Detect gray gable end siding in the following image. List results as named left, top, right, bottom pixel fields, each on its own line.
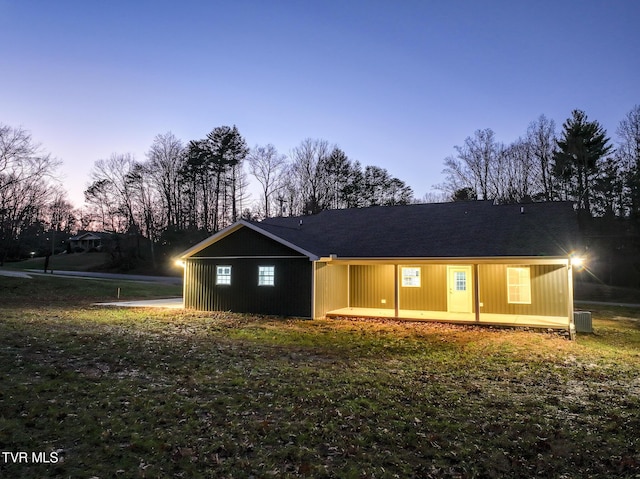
left=192, top=225, right=308, bottom=258
left=184, top=226, right=313, bottom=316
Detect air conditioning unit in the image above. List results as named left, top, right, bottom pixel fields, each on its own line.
left=574, top=311, right=592, bottom=333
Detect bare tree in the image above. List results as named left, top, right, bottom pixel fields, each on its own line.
left=46, top=190, right=77, bottom=234
left=0, top=124, right=60, bottom=262
left=126, top=162, right=164, bottom=267
left=0, top=124, right=59, bottom=194
left=616, top=105, right=640, bottom=217
left=277, top=164, right=301, bottom=217
left=441, top=128, right=500, bottom=200
left=84, top=179, right=118, bottom=232
left=290, top=138, right=331, bottom=214
left=85, top=153, right=138, bottom=232
left=420, top=191, right=450, bottom=204
left=616, top=105, right=640, bottom=172
left=439, top=155, right=471, bottom=198
left=146, top=132, right=185, bottom=229
left=248, top=144, right=287, bottom=218
left=497, top=139, right=535, bottom=203
left=227, top=161, right=251, bottom=226
left=526, top=115, right=557, bottom=201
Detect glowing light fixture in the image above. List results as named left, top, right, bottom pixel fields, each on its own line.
left=175, top=259, right=185, bottom=268
left=570, top=255, right=584, bottom=267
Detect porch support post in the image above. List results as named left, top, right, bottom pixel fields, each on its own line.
left=473, top=263, right=480, bottom=323
left=567, top=260, right=576, bottom=340
left=347, top=264, right=350, bottom=308
left=311, top=261, right=316, bottom=319
left=394, top=264, right=399, bottom=319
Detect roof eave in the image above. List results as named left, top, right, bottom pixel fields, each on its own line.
left=318, top=255, right=571, bottom=265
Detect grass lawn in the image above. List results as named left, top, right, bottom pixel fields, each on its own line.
left=8, top=253, right=113, bottom=272
left=6, top=252, right=183, bottom=277
left=1, top=276, right=639, bottom=478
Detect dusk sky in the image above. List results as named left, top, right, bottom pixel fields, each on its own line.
left=1, top=0, right=638, bottom=208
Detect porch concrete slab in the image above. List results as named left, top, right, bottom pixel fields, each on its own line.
left=326, top=307, right=568, bottom=328
left=95, top=298, right=184, bottom=309
left=326, top=307, right=396, bottom=318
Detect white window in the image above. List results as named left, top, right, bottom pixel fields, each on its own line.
left=401, top=267, right=421, bottom=287
left=507, top=267, right=531, bottom=304
left=258, top=266, right=275, bottom=286
left=216, top=265, right=232, bottom=285
left=455, top=271, right=467, bottom=291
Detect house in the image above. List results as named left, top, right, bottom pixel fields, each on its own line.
left=177, top=201, right=583, bottom=334
left=68, top=232, right=112, bottom=252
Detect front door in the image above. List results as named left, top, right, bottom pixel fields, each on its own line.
left=447, top=265, right=473, bottom=313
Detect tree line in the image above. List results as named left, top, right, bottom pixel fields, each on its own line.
left=2, top=105, right=639, bottom=277
left=439, top=106, right=640, bottom=220
left=0, top=125, right=74, bottom=264
left=83, top=130, right=413, bottom=243
left=0, top=122, right=413, bottom=266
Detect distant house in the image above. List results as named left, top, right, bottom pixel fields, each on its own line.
left=68, top=232, right=112, bottom=252
left=177, top=201, right=583, bottom=334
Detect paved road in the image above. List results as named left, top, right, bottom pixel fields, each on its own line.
left=28, top=269, right=183, bottom=285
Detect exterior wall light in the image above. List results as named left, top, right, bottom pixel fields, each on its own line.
left=570, top=255, right=584, bottom=268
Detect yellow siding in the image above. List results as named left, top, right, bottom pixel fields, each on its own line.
left=479, top=264, right=568, bottom=317
left=314, top=263, right=349, bottom=318
left=398, top=264, right=447, bottom=311
left=349, top=264, right=395, bottom=310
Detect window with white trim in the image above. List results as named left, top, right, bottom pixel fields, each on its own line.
left=216, top=265, right=232, bottom=285
left=401, top=267, right=421, bottom=287
left=258, top=266, right=275, bottom=286
left=507, top=267, right=531, bottom=304
left=455, top=271, right=467, bottom=291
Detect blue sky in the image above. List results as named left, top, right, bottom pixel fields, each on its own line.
left=1, top=0, right=638, bottom=207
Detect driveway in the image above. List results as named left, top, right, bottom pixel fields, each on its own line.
left=94, top=298, right=184, bottom=309
left=0, top=268, right=32, bottom=278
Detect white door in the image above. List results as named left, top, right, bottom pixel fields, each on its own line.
left=447, top=266, right=473, bottom=313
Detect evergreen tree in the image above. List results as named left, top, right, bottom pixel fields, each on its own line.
left=553, top=110, right=613, bottom=216
left=593, top=157, right=624, bottom=217
left=180, top=126, right=248, bottom=231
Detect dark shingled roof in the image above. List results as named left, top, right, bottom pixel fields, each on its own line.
left=248, top=201, right=580, bottom=259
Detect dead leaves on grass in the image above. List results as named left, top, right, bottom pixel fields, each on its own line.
left=2, top=309, right=640, bottom=477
